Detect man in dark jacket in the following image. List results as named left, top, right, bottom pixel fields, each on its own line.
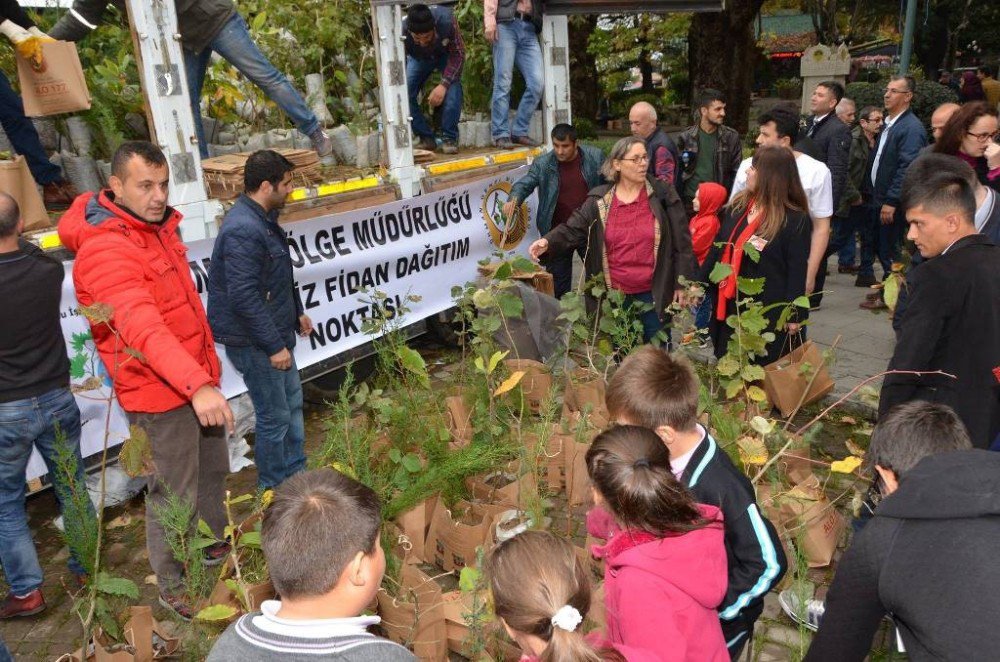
left=879, top=163, right=1000, bottom=448
left=630, top=101, right=680, bottom=187
left=0, top=2, right=77, bottom=209
left=858, top=76, right=927, bottom=284
left=208, top=150, right=312, bottom=490
left=51, top=0, right=331, bottom=160
left=404, top=4, right=464, bottom=155
left=503, top=123, right=604, bottom=297
left=806, top=401, right=1000, bottom=661
left=0, top=193, right=90, bottom=619
left=676, top=88, right=743, bottom=208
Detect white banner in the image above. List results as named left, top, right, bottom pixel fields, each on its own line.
left=30, top=166, right=538, bottom=480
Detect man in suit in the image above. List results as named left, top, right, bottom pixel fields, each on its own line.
left=802, top=81, right=852, bottom=306
left=879, top=164, right=1000, bottom=449
left=857, top=75, right=927, bottom=291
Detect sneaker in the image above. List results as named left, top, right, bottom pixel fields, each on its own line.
left=158, top=592, right=194, bottom=621
left=493, top=137, right=515, bottom=150
left=440, top=140, right=458, bottom=155
left=0, top=589, right=46, bottom=619
left=43, top=180, right=78, bottom=211
left=308, top=129, right=333, bottom=158
left=512, top=135, right=539, bottom=147
left=779, top=588, right=824, bottom=631
left=202, top=541, right=231, bottom=567
left=854, top=273, right=877, bottom=288
left=415, top=135, right=438, bottom=152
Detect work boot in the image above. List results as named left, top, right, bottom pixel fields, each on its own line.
left=0, top=589, right=46, bottom=619
left=43, top=180, right=77, bottom=211
left=854, top=273, right=877, bottom=288
left=308, top=128, right=333, bottom=158
left=493, top=137, right=515, bottom=150
left=441, top=140, right=458, bottom=155
left=512, top=135, right=539, bottom=147
left=416, top=136, right=437, bottom=152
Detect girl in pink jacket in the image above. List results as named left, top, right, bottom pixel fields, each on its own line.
left=486, top=530, right=658, bottom=662
left=585, top=425, right=730, bottom=661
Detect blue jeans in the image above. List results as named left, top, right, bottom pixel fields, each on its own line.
left=0, top=71, right=62, bottom=185
left=0, top=387, right=88, bottom=595
left=491, top=20, right=543, bottom=141
left=624, top=291, right=670, bottom=346
left=693, top=291, right=713, bottom=331
left=406, top=55, right=463, bottom=142
left=184, top=14, right=319, bottom=158
left=829, top=208, right=860, bottom=266
left=859, top=202, right=904, bottom=279
left=226, top=345, right=306, bottom=490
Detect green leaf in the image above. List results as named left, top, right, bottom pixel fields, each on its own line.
left=95, top=596, right=121, bottom=641
left=474, top=356, right=485, bottom=372
left=749, top=415, right=774, bottom=435
left=224, top=578, right=239, bottom=592
left=737, top=277, right=765, bottom=296
left=396, top=346, right=429, bottom=387
left=197, top=519, right=214, bottom=538
left=239, top=531, right=262, bottom=548
left=196, top=604, right=238, bottom=622
left=69, top=353, right=88, bottom=379
left=192, top=537, right=218, bottom=550
left=716, top=354, right=740, bottom=377
left=401, top=453, right=422, bottom=473
left=70, top=331, right=91, bottom=352
left=743, top=242, right=761, bottom=263
left=228, top=494, right=253, bottom=505
left=118, top=424, right=153, bottom=478
left=741, top=364, right=766, bottom=382
left=388, top=448, right=402, bottom=463
left=708, top=262, right=733, bottom=284
left=458, top=566, right=481, bottom=592
left=793, top=296, right=812, bottom=309
left=510, top=256, right=537, bottom=273
left=488, top=350, right=509, bottom=373
left=724, top=379, right=743, bottom=400
left=882, top=276, right=899, bottom=310
left=747, top=385, right=769, bottom=403
left=496, top=292, right=524, bottom=318
left=493, top=262, right=513, bottom=280
left=95, top=572, right=139, bottom=599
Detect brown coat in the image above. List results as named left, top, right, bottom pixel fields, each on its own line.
left=542, top=178, right=695, bottom=321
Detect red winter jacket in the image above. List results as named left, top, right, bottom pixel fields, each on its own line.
left=58, top=191, right=220, bottom=413
left=588, top=504, right=730, bottom=662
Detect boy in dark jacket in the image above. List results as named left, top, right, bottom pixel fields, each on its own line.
left=806, top=402, right=998, bottom=661
left=207, top=150, right=312, bottom=490
left=604, top=347, right=787, bottom=659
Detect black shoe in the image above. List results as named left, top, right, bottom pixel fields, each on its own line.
left=441, top=140, right=458, bottom=155
left=416, top=136, right=437, bottom=152
left=854, top=274, right=877, bottom=288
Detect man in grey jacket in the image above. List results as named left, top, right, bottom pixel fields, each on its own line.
left=51, top=0, right=331, bottom=160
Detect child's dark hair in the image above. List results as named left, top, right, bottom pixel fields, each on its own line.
left=486, top=531, right=624, bottom=662
left=586, top=425, right=711, bottom=535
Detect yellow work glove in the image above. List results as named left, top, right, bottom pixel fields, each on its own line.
left=0, top=20, right=47, bottom=67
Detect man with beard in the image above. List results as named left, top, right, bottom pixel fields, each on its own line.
left=676, top=88, right=743, bottom=211
left=207, top=150, right=312, bottom=491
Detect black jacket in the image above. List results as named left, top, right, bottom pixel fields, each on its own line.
left=701, top=207, right=813, bottom=364
left=644, top=126, right=681, bottom=184
left=542, top=179, right=694, bottom=322
left=879, top=234, right=1000, bottom=448
left=865, top=109, right=928, bottom=208
left=679, top=432, right=787, bottom=626
left=675, top=124, right=743, bottom=197
left=50, top=0, right=235, bottom=55
left=207, top=195, right=303, bottom=356
left=800, top=114, right=851, bottom=212
left=0, top=0, right=36, bottom=27
left=806, top=450, right=1000, bottom=661
left=0, top=241, right=70, bottom=402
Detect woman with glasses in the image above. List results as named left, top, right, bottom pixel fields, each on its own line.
left=700, top=146, right=812, bottom=364
left=528, top=136, right=694, bottom=345
left=932, top=101, right=1000, bottom=192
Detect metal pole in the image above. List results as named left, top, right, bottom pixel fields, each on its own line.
left=898, top=0, right=918, bottom=75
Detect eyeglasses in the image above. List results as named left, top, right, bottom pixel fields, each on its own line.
left=862, top=117, right=883, bottom=123
left=619, top=155, right=649, bottom=164
left=884, top=88, right=911, bottom=95
left=967, top=131, right=999, bottom=142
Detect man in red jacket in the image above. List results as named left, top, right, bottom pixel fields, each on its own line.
left=58, top=141, right=234, bottom=619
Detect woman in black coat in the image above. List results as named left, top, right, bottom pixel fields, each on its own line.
left=701, top=146, right=813, bottom=364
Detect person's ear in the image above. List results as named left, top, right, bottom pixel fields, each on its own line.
left=875, top=465, right=899, bottom=496
left=16, top=217, right=24, bottom=236
left=655, top=424, right=677, bottom=446
left=590, top=485, right=605, bottom=508
left=109, top=175, right=125, bottom=198
left=348, top=550, right=367, bottom=587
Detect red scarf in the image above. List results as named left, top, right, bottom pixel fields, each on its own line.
left=715, top=202, right=761, bottom=322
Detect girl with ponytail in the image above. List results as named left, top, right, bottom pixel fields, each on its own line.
left=485, top=530, right=654, bottom=662
left=585, top=425, right=730, bottom=661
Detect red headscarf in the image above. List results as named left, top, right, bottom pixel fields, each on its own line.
left=689, top=182, right=727, bottom=265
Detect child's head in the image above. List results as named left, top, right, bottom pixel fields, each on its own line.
left=606, top=346, right=700, bottom=437
left=585, top=425, right=706, bottom=536
left=695, top=182, right=728, bottom=216
left=262, top=468, right=384, bottom=610
left=486, top=531, right=617, bottom=662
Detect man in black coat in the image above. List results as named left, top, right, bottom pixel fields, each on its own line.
left=879, top=164, right=1000, bottom=448
left=806, top=402, right=1000, bottom=661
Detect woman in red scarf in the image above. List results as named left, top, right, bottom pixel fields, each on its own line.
left=701, top=146, right=812, bottom=364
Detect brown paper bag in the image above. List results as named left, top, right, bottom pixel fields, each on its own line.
left=441, top=591, right=521, bottom=660
left=541, top=430, right=571, bottom=491
left=0, top=156, right=49, bottom=230
left=780, top=446, right=814, bottom=486
left=396, top=496, right=439, bottom=563
left=377, top=564, right=448, bottom=661
left=465, top=463, right=537, bottom=508
left=59, top=606, right=179, bottom=662
left=503, top=358, right=553, bottom=411
left=763, top=340, right=835, bottom=417
left=564, top=438, right=593, bottom=508
left=445, top=395, right=473, bottom=448
left=16, top=40, right=91, bottom=117
left=564, top=370, right=610, bottom=428
left=779, top=474, right=846, bottom=567
left=424, top=500, right=495, bottom=571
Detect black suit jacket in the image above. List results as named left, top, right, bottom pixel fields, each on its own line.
left=800, top=114, right=851, bottom=211
left=880, top=234, right=1000, bottom=448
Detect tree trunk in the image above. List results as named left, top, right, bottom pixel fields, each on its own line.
left=688, top=0, right=766, bottom=135
left=639, top=49, right=655, bottom=93
left=568, top=15, right=600, bottom=122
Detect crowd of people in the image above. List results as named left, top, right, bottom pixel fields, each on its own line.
left=1, top=1, right=1000, bottom=660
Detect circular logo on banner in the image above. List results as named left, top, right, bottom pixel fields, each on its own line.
left=482, top=181, right=528, bottom=250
